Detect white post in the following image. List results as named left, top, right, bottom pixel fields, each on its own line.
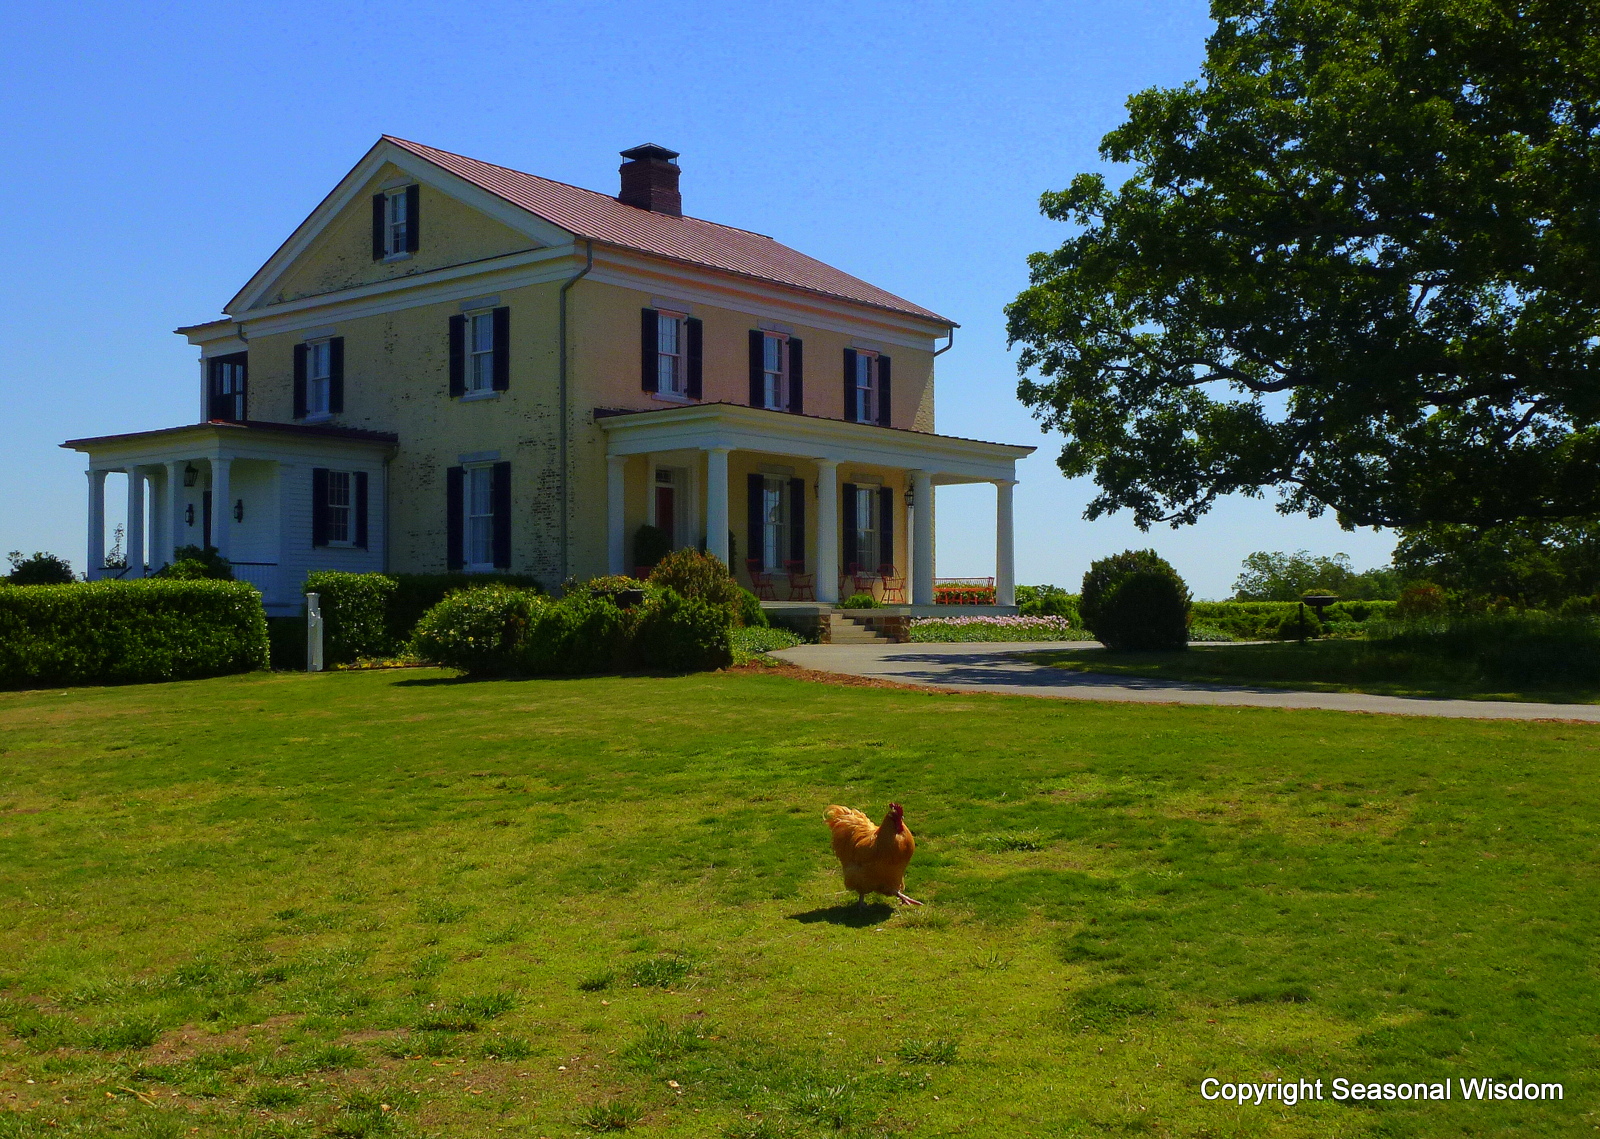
left=705, top=447, right=730, bottom=566
left=306, top=592, right=324, bottom=672
left=124, top=467, right=146, bottom=578
left=815, top=459, right=839, bottom=604
left=210, top=457, right=231, bottom=560
left=606, top=455, right=627, bottom=575
left=911, top=469, right=935, bottom=605
left=995, top=478, right=1017, bottom=609
left=86, top=469, right=106, bottom=580
left=166, top=461, right=185, bottom=566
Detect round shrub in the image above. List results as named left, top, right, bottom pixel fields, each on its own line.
left=153, top=545, right=233, bottom=581
left=522, top=595, right=632, bottom=674
left=646, top=549, right=744, bottom=623
left=633, top=589, right=733, bottom=673
left=840, top=593, right=878, bottom=610
left=6, top=551, right=76, bottom=585
left=411, top=586, right=539, bottom=676
left=1275, top=608, right=1324, bottom=640
left=1081, top=550, right=1186, bottom=633
left=1081, top=551, right=1191, bottom=651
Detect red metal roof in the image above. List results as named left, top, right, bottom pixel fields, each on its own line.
left=384, top=137, right=953, bottom=326
left=62, top=420, right=399, bottom=449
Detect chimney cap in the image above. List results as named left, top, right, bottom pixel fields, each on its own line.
left=620, top=143, right=680, bottom=163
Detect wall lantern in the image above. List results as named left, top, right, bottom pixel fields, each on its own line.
left=184, top=504, right=195, bottom=526
left=182, top=463, right=199, bottom=488
left=233, top=499, right=244, bottom=523
left=904, top=486, right=915, bottom=509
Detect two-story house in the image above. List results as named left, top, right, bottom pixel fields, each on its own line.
left=64, top=137, right=1032, bottom=616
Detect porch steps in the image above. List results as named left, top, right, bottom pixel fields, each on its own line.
left=825, top=611, right=890, bottom=645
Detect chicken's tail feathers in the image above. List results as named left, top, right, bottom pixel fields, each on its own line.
left=824, top=804, right=872, bottom=829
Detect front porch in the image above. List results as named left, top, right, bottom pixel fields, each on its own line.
left=63, top=420, right=397, bottom=616
left=596, top=402, right=1035, bottom=608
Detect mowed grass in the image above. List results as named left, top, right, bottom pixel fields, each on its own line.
left=1029, top=641, right=1600, bottom=704
left=0, top=670, right=1595, bottom=1138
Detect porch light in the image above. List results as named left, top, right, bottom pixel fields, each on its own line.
left=233, top=499, right=244, bottom=523
left=904, top=486, right=914, bottom=509
left=182, top=463, right=198, bottom=487
left=185, top=504, right=194, bottom=526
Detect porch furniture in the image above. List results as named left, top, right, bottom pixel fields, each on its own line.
left=784, top=560, right=815, bottom=601
left=746, top=559, right=778, bottom=601
left=878, top=564, right=906, bottom=603
left=847, top=562, right=878, bottom=598
left=934, top=577, right=996, bottom=605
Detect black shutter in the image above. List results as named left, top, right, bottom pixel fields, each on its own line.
left=877, top=355, right=892, bottom=426
left=328, top=337, right=345, bottom=413
left=404, top=185, right=420, bottom=253
left=293, top=343, right=308, bottom=419
left=878, top=486, right=895, bottom=570
left=842, top=482, right=858, bottom=571
left=491, top=307, right=510, bottom=391
left=446, top=466, right=464, bottom=570
left=491, top=462, right=512, bottom=569
left=448, top=315, right=466, bottom=397
left=686, top=317, right=703, bottom=399
left=788, top=477, right=805, bottom=565
left=747, top=473, right=764, bottom=573
left=311, top=467, right=329, bottom=547
left=842, top=349, right=858, bottom=422
left=206, top=357, right=220, bottom=419
left=371, top=193, right=386, bottom=260
left=748, top=330, right=764, bottom=407
left=640, top=309, right=658, bottom=392
left=354, top=470, right=369, bottom=549
left=788, top=337, right=803, bottom=414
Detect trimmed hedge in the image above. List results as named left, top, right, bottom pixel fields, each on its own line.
left=1190, top=600, right=1398, bottom=640
left=302, top=571, right=544, bottom=663
left=411, top=586, right=538, bottom=676
left=0, top=580, right=269, bottom=687
left=1081, top=551, right=1191, bottom=650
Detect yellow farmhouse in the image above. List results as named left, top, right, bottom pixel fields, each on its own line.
left=64, top=138, right=1033, bottom=616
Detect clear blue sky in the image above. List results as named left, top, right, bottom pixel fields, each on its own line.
left=0, top=0, right=1394, bottom=598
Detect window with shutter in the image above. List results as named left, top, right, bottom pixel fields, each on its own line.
left=303, top=339, right=334, bottom=417
left=207, top=353, right=247, bottom=422
left=373, top=186, right=417, bottom=258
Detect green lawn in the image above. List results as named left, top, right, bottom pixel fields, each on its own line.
left=1028, top=641, right=1600, bottom=704
left=0, top=669, right=1596, bottom=1137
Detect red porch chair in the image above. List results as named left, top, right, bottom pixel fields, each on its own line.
left=850, top=563, right=878, bottom=598
left=746, top=559, right=777, bottom=601
left=784, top=560, right=815, bottom=601
left=878, top=564, right=906, bottom=603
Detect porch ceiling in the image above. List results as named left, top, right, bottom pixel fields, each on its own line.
left=594, top=402, right=1034, bottom=483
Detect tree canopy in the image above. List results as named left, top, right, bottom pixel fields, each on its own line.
left=1008, top=0, right=1600, bottom=530
left=1393, top=521, right=1600, bottom=606
left=1232, top=549, right=1399, bottom=600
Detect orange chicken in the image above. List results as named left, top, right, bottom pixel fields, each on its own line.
left=824, top=802, right=922, bottom=906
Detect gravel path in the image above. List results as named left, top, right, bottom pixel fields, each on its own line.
left=769, top=641, right=1600, bottom=721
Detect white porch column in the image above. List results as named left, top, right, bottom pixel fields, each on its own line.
left=911, top=469, right=935, bottom=605
left=994, top=478, right=1017, bottom=608
left=210, top=457, right=231, bottom=561
left=165, top=461, right=185, bottom=565
left=705, top=447, right=730, bottom=565
left=606, top=455, right=627, bottom=575
left=85, top=469, right=106, bottom=580
left=124, top=467, right=146, bottom=578
left=815, top=459, right=839, bottom=603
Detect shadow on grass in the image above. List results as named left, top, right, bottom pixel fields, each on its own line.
left=788, top=903, right=895, bottom=927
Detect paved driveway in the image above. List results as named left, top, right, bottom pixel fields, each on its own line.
left=770, top=641, right=1600, bottom=721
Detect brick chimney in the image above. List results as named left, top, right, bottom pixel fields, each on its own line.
left=617, top=144, right=682, bottom=216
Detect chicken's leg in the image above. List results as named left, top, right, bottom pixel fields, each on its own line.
left=895, top=891, right=923, bottom=906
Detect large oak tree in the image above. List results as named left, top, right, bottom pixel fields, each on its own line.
left=1008, top=0, right=1600, bottom=529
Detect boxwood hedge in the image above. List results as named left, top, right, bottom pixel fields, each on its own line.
left=0, top=580, right=269, bottom=687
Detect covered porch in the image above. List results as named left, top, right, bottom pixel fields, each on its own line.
left=62, top=420, right=397, bottom=616
left=595, top=403, right=1034, bottom=608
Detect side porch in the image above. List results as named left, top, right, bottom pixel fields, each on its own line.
left=595, top=402, right=1035, bottom=609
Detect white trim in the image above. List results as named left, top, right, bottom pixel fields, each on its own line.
left=461, top=389, right=501, bottom=402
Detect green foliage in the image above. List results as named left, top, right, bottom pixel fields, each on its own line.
left=632, top=589, right=734, bottom=673
left=731, top=625, right=804, bottom=663
left=1274, top=608, right=1323, bottom=641
left=154, top=545, right=233, bottom=581
left=1007, top=0, right=1600, bottom=529
left=410, top=586, right=540, bottom=676
left=632, top=524, right=673, bottom=571
left=1393, top=520, right=1600, bottom=609
left=736, top=587, right=768, bottom=628
left=564, top=576, right=648, bottom=604
left=839, top=592, right=878, bottom=609
left=646, top=549, right=743, bottom=623
left=896, top=1039, right=958, bottom=1064
left=6, top=550, right=75, bottom=585
left=521, top=595, right=632, bottom=675
left=0, top=580, right=268, bottom=687
left=304, top=572, right=398, bottom=664
left=1232, top=550, right=1398, bottom=602
left=1396, top=584, right=1449, bottom=620
left=1015, top=583, right=1079, bottom=622
left=386, top=573, right=542, bottom=647
left=1080, top=550, right=1189, bottom=650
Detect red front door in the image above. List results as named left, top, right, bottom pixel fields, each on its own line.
left=655, top=485, right=675, bottom=542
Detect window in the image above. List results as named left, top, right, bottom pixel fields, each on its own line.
left=853, top=351, right=878, bottom=423
left=208, top=353, right=247, bottom=422
left=761, top=476, right=788, bottom=571
left=465, top=466, right=495, bottom=569
left=373, top=185, right=418, bottom=259
left=656, top=312, right=688, bottom=396
left=763, top=334, right=787, bottom=410
left=468, top=312, right=495, bottom=393
left=387, top=191, right=409, bottom=255
left=305, top=340, right=333, bottom=416
left=326, top=471, right=352, bottom=545
left=854, top=485, right=878, bottom=570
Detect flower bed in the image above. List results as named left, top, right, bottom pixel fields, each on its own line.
left=910, top=615, right=1090, bottom=642
left=933, top=583, right=996, bottom=605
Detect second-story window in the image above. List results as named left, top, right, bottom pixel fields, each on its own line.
left=468, top=312, right=496, bottom=393
left=306, top=339, right=333, bottom=416
left=207, top=353, right=247, bottom=422
left=657, top=311, right=687, bottom=396
left=387, top=192, right=409, bottom=255
left=763, top=334, right=787, bottom=410
left=853, top=350, right=877, bottom=423
left=641, top=307, right=701, bottom=399
left=371, top=185, right=419, bottom=259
